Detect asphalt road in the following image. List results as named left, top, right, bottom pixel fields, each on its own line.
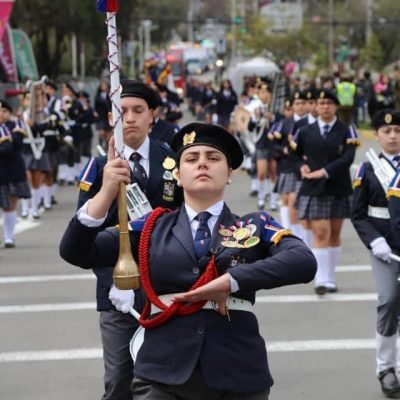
left=0, top=119, right=388, bottom=400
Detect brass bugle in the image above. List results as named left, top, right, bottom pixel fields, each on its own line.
left=113, top=182, right=141, bottom=289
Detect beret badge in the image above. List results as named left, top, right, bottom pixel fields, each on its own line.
left=183, top=131, right=196, bottom=146
left=385, top=113, right=392, bottom=124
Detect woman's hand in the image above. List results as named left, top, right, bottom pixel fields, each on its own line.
left=303, top=168, right=326, bottom=180
left=172, top=273, right=232, bottom=317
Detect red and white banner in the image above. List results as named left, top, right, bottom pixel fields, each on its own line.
left=0, top=0, right=14, bottom=40
left=0, top=23, right=18, bottom=82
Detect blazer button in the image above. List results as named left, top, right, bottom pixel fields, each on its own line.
left=192, top=267, right=200, bottom=275
left=197, top=327, right=204, bottom=335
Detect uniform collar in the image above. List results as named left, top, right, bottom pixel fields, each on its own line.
left=317, top=116, right=337, bottom=131
left=185, top=200, right=224, bottom=223
left=124, top=136, right=150, bottom=161
left=381, top=150, right=400, bottom=162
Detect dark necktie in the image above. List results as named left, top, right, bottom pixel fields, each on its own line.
left=194, top=212, right=212, bottom=258
left=322, top=124, right=330, bottom=139
left=130, top=152, right=148, bottom=190
left=393, top=155, right=400, bottom=170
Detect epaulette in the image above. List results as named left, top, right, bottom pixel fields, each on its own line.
left=78, top=157, right=98, bottom=192
left=127, top=212, right=152, bottom=232
left=260, top=211, right=292, bottom=245
left=352, top=162, right=365, bottom=189
left=346, top=124, right=361, bottom=147
left=387, top=170, right=400, bottom=199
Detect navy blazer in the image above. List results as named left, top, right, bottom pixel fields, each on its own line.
left=60, top=204, right=316, bottom=392
left=293, top=120, right=356, bottom=197
left=149, top=118, right=178, bottom=145
left=76, top=138, right=183, bottom=310
left=352, top=158, right=400, bottom=251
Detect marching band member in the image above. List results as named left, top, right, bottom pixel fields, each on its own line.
left=351, top=109, right=400, bottom=398
left=273, top=90, right=308, bottom=235
left=0, top=100, right=31, bottom=248
left=73, top=80, right=183, bottom=400
left=291, top=89, right=359, bottom=295
left=60, top=122, right=316, bottom=400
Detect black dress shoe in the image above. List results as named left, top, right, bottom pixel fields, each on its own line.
left=314, top=286, right=327, bottom=296
left=325, top=284, right=338, bottom=293
left=379, top=368, right=400, bottom=398
left=249, top=190, right=258, bottom=197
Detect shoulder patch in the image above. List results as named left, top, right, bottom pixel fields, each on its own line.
left=260, top=211, right=292, bottom=245
left=352, top=162, right=365, bottom=189
left=78, top=157, right=98, bottom=191
left=346, top=124, right=361, bottom=147
left=387, top=170, right=400, bottom=199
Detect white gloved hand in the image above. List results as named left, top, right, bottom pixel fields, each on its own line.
left=370, top=237, right=392, bottom=263
left=108, top=284, right=135, bottom=313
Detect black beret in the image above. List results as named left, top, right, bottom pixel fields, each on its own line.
left=0, top=99, right=12, bottom=112
left=78, top=90, right=90, bottom=99
left=291, top=90, right=307, bottom=102
left=45, top=80, right=58, bottom=91
left=317, top=88, right=339, bottom=105
left=171, top=122, right=243, bottom=170
left=372, top=109, right=400, bottom=130
left=120, top=79, right=159, bottom=109
left=305, top=88, right=317, bottom=100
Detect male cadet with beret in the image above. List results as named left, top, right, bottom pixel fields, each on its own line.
left=291, top=88, right=359, bottom=295
left=352, top=109, right=400, bottom=398
left=75, top=79, right=183, bottom=400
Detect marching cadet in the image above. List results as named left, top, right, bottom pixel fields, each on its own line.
left=273, top=90, right=308, bottom=235
left=60, top=122, right=317, bottom=400
left=388, top=169, right=400, bottom=245
left=74, top=79, right=183, bottom=400
left=291, top=89, right=359, bottom=295
left=289, top=88, right=319, bottom=247
left=351, top=109, right=400, bottom=398
left=0, top=100, right=31, bottom=248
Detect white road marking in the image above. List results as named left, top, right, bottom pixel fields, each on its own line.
left=0, top=302, right=96, bottom=314
left=0, top=339, right=377, bottom=363
left=0, top=274, right=94, bottom=284
left=256, top=293, right=377, bottom=303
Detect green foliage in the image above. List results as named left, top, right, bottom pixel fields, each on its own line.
left=359, top=33, right=384, bottom=71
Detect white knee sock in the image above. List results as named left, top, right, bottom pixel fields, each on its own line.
left=250, top=178, right=257, bottom=192
left=3, top=211, right=17, bottom=243
left=312, top=248, right=330, bottom=287
left=376, top=332, right=397, bottom=375
left=31, top=188, right=40, bottom=213
left=279, top=206, right=290, bottom=229
left=21, top=198, right=30, bottom=215
left=44, top=186, right=52, bottom=208
left=257, top=179, right=267, bottom=201
left=327, top=246, right=342, bottom=286
left=270, top=192, right=279, bottom=208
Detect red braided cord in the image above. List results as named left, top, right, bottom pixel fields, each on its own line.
left=138, top=207, right=218, bottom=328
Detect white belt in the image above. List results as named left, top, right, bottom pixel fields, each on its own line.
left=368, top=206, right=390, bottom=219
left=150, top=294, right=254, bottom=315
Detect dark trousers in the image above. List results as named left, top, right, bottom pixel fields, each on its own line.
left=131, top=366, right=270, bottom=400
left=99, top=309, right=139, bottom=400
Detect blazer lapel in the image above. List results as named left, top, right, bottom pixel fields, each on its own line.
left=172, top=207, right=197, bottom=262
left=146, top=140, right=164, bottom=198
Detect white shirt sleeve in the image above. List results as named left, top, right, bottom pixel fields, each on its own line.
left=77, top=200, right=108, bottom=227
left=229, top=274, right=240, bottom=293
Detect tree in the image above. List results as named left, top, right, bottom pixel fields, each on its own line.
left=359, top=33, right=384, bottom=71
left=10, top=0, right=137, bottom=78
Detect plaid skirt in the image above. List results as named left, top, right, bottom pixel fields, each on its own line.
left=275, top=172, right=302, bottom=194
left=0, top=182, right=31, bottom=208
left=22, top=152, right=51, bottom=172
left=296, top=195, right=352, bottom=220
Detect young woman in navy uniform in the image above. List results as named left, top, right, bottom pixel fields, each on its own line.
left=75, top=80, right=183, bottom=400
left=273, top=90, right=308, bottom=236
left=351, top=109, right=400, bottom=398
left=60, top=122, right=317, bottom=400
left=291, top=89, right=359, bottom=295
left=0, top=100, right=31, bottom=247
